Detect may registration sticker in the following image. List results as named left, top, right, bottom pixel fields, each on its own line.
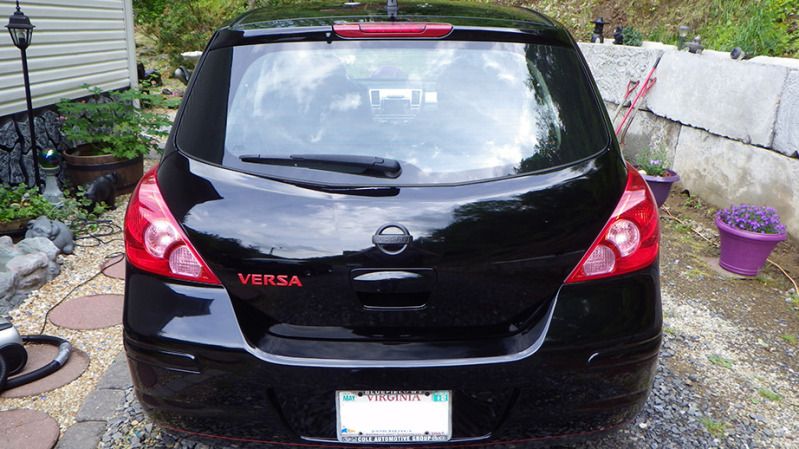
left=336, top=390, right=452, bottom=443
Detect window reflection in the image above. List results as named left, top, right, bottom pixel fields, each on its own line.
left=224, top=41, right=604, bottom=183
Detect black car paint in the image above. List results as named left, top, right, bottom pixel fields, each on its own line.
left=124, top=1, right=661, bottom=445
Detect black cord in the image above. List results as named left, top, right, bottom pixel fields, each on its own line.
left=0, top=354, right=7, bottom=392
left=71, top=218, right=123, bottom=247
left=37, top=252, right=124, bottom=335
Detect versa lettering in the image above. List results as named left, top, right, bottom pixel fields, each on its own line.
left=288, top=275, right=303, bottom=287
left=237, top=273, right=303, bottom=287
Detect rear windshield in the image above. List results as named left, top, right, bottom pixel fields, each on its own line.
left=177, top=40, right=608, bottom=184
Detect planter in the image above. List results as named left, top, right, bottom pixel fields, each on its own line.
left=642, top=170, right=680, bottom=208
left=63, top=144, right=143, bottom=194
left=715, top=216, right=786, bottom=276
left=0, top=218, right=30, bottom=236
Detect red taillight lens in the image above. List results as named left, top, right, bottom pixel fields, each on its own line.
left=124, top=166, right=221, bottom=285
left=333, top=22, right=453, bottom=38
left=565, top=163, right=659, bottom=283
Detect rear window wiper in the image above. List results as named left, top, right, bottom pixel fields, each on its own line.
left=238, top=154, right=402, bottom=179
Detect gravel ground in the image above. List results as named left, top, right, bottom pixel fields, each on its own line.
left=95, top=294, right=794, bottom=449
left=3, top=183, right=797, bottom=448
left=0, top=199, right=128, bottom=429
left=92, top=194, right=799, bottom=449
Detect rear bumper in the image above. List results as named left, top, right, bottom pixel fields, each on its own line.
left=123, top=263, right=661, bottom=446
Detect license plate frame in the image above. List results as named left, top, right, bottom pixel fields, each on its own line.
left=336, top=390, right=452, bottom=443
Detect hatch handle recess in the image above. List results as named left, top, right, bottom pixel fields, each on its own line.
left=351, top=268, right=435, bottom=294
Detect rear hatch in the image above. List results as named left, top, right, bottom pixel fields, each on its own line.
left=161, top=29, right=625, bottom=359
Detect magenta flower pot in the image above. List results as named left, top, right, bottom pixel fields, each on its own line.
left=715, top=217, right=786, bottom=276
left=642, top=170, right=680, bottom=208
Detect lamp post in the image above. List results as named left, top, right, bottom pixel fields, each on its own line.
left=591, top=17, right=606, bottom=44
left=6, top=1, right=42, bottom=190
left=678, top=25, right=690, bottom=50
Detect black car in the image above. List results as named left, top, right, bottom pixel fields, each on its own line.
left=123, top=1, right=661, bottom=446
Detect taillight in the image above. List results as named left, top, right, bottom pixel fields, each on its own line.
left=333, top=22, right=453, bottom=38
left=124, top=166, right=221, bottom=285
left=565, top=163, right=659, bottom=283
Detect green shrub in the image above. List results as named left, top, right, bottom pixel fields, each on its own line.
left=635, top=146, right=671, bottom=177
left=58, top=86, right=172, bottom=160
left=0, top=184, right=106, bottom=227
left=698, top=0, right=789, bottom=56
left=623, top=26, right=643, bottom=47
left=135, top=0, right=246, bottom=66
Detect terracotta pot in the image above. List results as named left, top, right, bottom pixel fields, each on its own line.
left=715, top=216, right=786, bottom=276
left=63, top=144, right=143, bottom=194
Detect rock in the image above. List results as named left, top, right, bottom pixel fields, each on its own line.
left=673, top=127, right=799, bottom=238
left=0, top=235, right=22, bottom=265
left=0, top=118, right=19, bottom=150
left=647, top=51, right=788, bottom=147
left=16, top=237, right=59, bottom=261
left=7, top=253, right=49, bottom=290
left=25, top=216, right=75, bottom=254
left=0, top=271, right=16, bottom=303
left=774, top=70, right=799, bottom=158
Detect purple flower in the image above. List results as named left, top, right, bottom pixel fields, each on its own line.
left=717, top=204, right=785, bottom=235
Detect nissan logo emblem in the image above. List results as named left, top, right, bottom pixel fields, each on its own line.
left=372, top=223, right=413, bottom=255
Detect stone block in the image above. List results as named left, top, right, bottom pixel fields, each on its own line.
left=96, top=353, right=132, bottom=390
left=673, top=127, right=799, bottom=237
left=55, top=421, right=107, bottom=449
left=578, top=43, right=663, bottom=105
left=750, top=56, right=799, bottom=70
left=773, top=70, right=799, bottom=158
left=76, top=388, right=126, bottom=422
left=618, top=108, right=682, bottom=163
left=647, top=51, right=788, bottom=147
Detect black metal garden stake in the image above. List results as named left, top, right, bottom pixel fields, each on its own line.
left=6, top=1, right=42, bottom=190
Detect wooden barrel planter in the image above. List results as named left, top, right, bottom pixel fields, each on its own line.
left=0, top=217, right=29, bottom=237
left=63, top=145, right=143, bottom=194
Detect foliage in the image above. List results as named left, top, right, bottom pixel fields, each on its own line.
left=716, top=204, right=786, bottom=235
left=635, top=146, right=670, bottom=177
left=527, top=0, right=798, bottom=58
left=699, top=417, right=727, bottom=438
left=701, top=0, right=789, bottom=57
left=707, top=354, right=733, bottom=369
left=780, top=334, right=797, bottom=345
left=134, top=0, right=246, bottom=66
left=58, top=86, right=172, bottom=160
left=0, top=184, right=58, bottom=223
left=757, top=388, right=783, bottom=402
left=622, top=26, right=643, bottom=47
left=0, top=184, right=107, bottom=227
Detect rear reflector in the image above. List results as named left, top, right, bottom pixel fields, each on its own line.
left=124, top=166, right=221, bottom=285
left=333, top=22, right=453, bottom=38
left=565, top=163, right=659, bottom=283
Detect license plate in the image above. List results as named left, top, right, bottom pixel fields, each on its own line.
left=336, top=390, right=452, bottom=443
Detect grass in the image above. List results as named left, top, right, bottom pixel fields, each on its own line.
left=700, top=417, right=727, bottom=438
left=758, top=388, right=783, bottom=402
left=526, top=0, right=798, bottom=57
left=663, top=326, right=677, bottom=336
left=780, top=334, right=798, bottom=345
left=707, top=354, right=733, bottom=369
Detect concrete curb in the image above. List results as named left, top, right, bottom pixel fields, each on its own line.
left=56, top=352, right=132, bottom=449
